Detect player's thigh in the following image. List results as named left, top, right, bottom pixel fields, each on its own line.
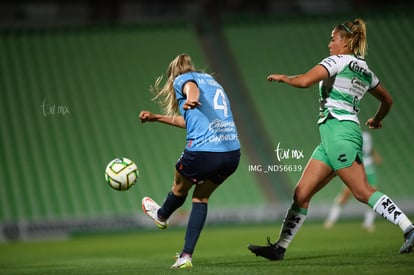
left=294, top=158, right=335, bottom=206
left=192, top=180, right=219, bottom=203
left=172, top=169, right=194, bottom=196
left=336, top=161, right=376, bottom=203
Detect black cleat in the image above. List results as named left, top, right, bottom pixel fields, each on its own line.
left=248, top=237, right=286, bottom=261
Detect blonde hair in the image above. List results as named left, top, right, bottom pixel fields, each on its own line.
left=151, top=54, right=196, bottom=116
left=337, top=18, right=368, bottom=57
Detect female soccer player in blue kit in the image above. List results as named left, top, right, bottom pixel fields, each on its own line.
left=139, top=53, right=240, bottom=269
left=248, top=18, right=414, bottom=260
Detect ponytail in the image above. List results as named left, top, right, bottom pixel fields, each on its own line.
left=337, top=18, right=368, bottom=57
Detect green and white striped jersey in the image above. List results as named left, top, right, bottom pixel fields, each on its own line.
left=318, top=54, right=380, bottom=124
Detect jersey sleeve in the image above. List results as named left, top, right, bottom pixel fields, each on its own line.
left=173, top=72, right=197, bottom=97
left=368, top=72, right=380, bottom=90
left=319, top=55, right=343, bottom=77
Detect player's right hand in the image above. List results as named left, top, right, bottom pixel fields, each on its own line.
left=139, top=111, right=155, bottom=123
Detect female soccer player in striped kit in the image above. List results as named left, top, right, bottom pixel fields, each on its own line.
left=248, top=18, right=414, bottom=260
left=139, top=53, right=240, bottom=269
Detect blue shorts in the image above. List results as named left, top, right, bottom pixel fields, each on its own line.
left=176, top=149, right=240, bottom=185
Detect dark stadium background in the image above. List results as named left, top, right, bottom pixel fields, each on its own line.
left=1, top=0, right=413, bottom=242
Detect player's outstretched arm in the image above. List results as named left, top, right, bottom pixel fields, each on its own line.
left=139, top=110, right=186, bottom=129
left=267, top=64, right=328, bottom=88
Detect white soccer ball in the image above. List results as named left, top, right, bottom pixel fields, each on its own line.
left=105, top=157, right=138, bottom=191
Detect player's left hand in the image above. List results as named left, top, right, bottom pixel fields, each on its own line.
left=366, top=118, right=382, bottom=129
left=183, top=100, right=201, bottom=110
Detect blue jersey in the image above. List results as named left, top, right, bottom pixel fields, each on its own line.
left=174, top=72, right=240, bottom=152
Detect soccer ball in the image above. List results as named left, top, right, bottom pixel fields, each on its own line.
left=105, top=157, right=138, bottom=191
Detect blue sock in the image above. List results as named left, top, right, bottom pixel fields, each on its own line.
left=158, top=192, right=186, bottom=220
left=182, top=202, right=208, bottom=255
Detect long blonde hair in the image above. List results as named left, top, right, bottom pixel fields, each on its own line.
left=337, top=18, right=368, bottom=57
left=151, top=54, right=196, bottom=116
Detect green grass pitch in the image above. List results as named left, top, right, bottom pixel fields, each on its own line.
left=0, top=220, right=413, bottom=274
